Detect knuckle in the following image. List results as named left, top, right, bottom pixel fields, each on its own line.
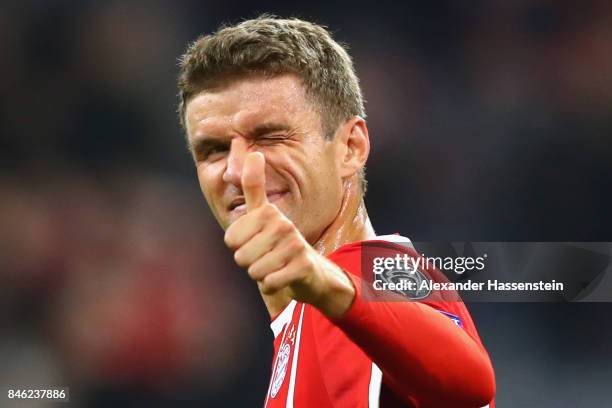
left=280, top=219, right=294, bottom=233
left=224, top=231, right=237, bottom=249
left=234, top=249, right=248, bottom=267
left=296, top=252, right=314, bottom=271
left=261, top=278, right=277, bottom=294
left=261, top=203, right=277, bottom=217
left=247, top=265, right=260, bottom=280
left=287, top=236, right=304, bottom=253
left=273, top=218, right=292, bottom=235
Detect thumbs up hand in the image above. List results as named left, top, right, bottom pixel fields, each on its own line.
left=224, top=152, right=355, bottom=319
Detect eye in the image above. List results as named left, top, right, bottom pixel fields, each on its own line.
left=206, top=145, right=228, bottom=160
left=195, top=143, right=229, bottom=162
left=257, top=134, right=287, bottom=145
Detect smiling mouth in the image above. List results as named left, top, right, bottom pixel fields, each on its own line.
left=228, top=191, right=288, bottom=212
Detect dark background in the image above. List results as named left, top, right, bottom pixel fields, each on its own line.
left=1, top=0, right=611, bottom=406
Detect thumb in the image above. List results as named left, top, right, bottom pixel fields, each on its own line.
left=242, top=152, right=269, bottom=211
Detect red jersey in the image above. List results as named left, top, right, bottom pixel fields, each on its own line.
left=264, top=236, right=495, bottom=408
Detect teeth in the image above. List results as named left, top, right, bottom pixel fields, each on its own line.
left=230, top=192, right=286, bottom=210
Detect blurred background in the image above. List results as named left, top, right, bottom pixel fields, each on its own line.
left=1, top=0, right=611, bottom=406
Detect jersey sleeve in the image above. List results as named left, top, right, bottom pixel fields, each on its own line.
left=328, top=242, right=496, bottom=408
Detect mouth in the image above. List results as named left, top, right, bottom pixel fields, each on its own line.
left=228, top=190, right=289, bottom=213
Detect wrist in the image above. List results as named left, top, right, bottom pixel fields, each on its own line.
left=313, top=261, right=356, bottom=319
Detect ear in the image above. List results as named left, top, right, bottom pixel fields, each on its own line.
left=334, top=116, right=370, bottom=179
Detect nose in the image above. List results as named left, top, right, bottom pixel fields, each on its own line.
left=222, top=138, right=250, bottom=186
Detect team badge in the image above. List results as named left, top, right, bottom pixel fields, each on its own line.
left=379, top=267, right=432, bottom=300
left=270, top=324, right=296, bottom=398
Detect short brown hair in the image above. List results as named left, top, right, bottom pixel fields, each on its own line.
left=178, top=15, right=367, bottom=193
left=177, top=15, right=365, bottom=138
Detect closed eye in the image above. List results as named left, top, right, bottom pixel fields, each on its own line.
left=257, top=134, right=289, bottom=145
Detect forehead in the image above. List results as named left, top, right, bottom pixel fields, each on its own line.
left=185, top=74, right=318, bottom=138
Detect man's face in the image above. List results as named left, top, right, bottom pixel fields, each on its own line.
left=185, top=74, right=344, bottom=244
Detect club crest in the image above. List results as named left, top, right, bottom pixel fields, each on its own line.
left=270, top=324, right=296, bottom=398
left=379, top=267, right=432, bottom=300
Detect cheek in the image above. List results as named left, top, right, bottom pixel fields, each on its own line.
left=268, top=142, right=338, bottom=203
left=313, top=148, right=341, bottom=190
left=197, top=164, right=222, bottom=207
left=267, top=149, right=305, bottom=191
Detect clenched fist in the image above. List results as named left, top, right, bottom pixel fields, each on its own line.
left=224, top=152, right=355, bottom=319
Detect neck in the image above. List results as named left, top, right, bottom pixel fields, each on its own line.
left=312, top=178, right=376, bottom=255
left=262, top=177, right=376, bottom=318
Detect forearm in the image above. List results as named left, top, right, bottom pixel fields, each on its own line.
left=331, top=273, right=495, bottom=407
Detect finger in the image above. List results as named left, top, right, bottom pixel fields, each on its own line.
left=224, top=211, right=265, bottom=250
left=234, top=227, right=282, bottom=269
left=242, top=152, right=269, bottom=212
left=247, top=235, right=302, bottom=280
left=259, top=268, right=295, bottom=295
left=259, top=256, right=307, bottom=295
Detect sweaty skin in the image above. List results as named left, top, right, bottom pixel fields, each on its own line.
left=313, top=176, right=375, bottom=256
left=185, top=74, right=374, bottom=318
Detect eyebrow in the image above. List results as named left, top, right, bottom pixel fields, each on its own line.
left=250, top=122, right=292, bottom=138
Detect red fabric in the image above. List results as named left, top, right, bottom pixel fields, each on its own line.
left=264, top=239, right=495, bottom=408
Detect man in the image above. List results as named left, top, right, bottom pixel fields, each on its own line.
left=178, top=15, right=495, bottom=407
